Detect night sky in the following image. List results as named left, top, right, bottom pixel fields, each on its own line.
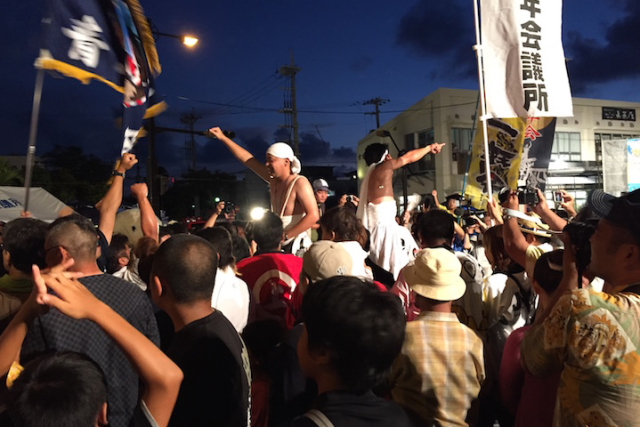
left=1, top=0, right=639, bottom=178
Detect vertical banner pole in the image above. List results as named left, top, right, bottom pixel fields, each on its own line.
left=24, top=68, right=46, bottom=213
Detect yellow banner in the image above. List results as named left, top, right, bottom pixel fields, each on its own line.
left=466, top=117, right=556, bottom=208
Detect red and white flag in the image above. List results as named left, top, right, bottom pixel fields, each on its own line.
left=480, top=0, right=573, bottom=118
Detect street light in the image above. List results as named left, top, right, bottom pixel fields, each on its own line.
left=154, top=31, right=199, bottom=48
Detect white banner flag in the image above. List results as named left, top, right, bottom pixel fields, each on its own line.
left=480, top=0, right=573, bottom=118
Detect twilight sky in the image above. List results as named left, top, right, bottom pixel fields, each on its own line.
left=1, top=0, right=639, bottom=177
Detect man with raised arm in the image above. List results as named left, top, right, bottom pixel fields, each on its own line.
left=209, top=127, right=319, bottom=255
left=356, top=142, right=445, bottom=278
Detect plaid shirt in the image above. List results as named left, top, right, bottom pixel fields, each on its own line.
left=21, top=274, right=160, bottom=427
left=390, top=311, right=485, bottom=427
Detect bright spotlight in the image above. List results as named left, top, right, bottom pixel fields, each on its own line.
left=250, top=207, right=266, bottom=221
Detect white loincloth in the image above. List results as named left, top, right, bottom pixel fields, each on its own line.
left=363, top=200, right=418, bottom=279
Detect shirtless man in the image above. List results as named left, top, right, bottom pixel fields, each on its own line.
left=209, top=127, right=319, bottom=255
left=357, top=142, right=445, bottom=278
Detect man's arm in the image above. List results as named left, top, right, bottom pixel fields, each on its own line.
left=96, top=154, right=138, bottom=244
left=386, top=143, right=446, bottom=170
left=283, top=177, right=320, bottom=239
left=131, top=183, right=159, bottom=242
left=204, top=201, right=225, bottom=229
left=209, top=127, right=270, bottom=181
left=34, top=267, right=182, bottom=427
left=532, top=189, right=568, bottom=232
left=501, top=192, right=529, bottom=268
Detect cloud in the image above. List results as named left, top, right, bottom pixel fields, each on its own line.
left=350, top=55, right=374, bottom=73
left=396, top=0, right=476, bottom=79
left=565, top=0, right=640, bottom=94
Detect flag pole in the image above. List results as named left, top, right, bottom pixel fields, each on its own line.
left=23, top=68, right=46, bottom=213
left=472, top=0, right=493, bottom=204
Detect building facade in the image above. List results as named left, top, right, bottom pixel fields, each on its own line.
left=357, top=88, right=640, bottom=208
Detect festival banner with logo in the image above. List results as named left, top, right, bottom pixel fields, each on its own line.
left=466, top=117, right=557, bottom=207
left=628, top=139, right=640, bottom=192
left=36, top=0, right=165, bottom=154
left=480, top=0, right=572, bottom=118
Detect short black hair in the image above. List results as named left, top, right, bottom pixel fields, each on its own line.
left=302, top=276, right=405, bottom=392
left=9, top=351, right=107, bottom=427
left=250, top=211, right=283, bottom=252
left=152, top=234, right=218, bottom=304
left=2, top=218, right=48, bottom=274
left=106, top=233, right=130, bottom=274
left=363, top=143, right=389, bottom=166
left=417, top=210, right=455, bottom=246
left=195, top=227, right=235, bottom=269
left=232, top=235, right=251, bottom=263
left=320, top=206, right=361, bottom=241
left=533, top=250, right=564, bottom=295
left=46, top=214, right=99, bottom=263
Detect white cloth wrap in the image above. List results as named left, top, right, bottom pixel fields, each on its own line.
left=267, top=142, right=301, bottom=174
left=365, top=200, right=418, bottom=279
left=356, top=149, right=388, bottom=227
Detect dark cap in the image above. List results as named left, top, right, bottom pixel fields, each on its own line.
left=588, top=189, right=640, bottom=242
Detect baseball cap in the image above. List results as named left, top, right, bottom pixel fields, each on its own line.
left=588, top=188, right=640, bottom=242
left=403, top=247, right=466, bottom=302
left=302, top=240, right=353, bottom=282
left=313, top=179, right=330, bottom=192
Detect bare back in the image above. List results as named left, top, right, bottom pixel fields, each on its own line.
left=367, top=163, right=396, bottom=204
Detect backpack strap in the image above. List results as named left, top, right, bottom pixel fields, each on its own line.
left=304, top=409, right=335, bottom=427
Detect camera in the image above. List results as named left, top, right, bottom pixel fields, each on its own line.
left=554, top=191, right=563, bottom=203
left=498, top=186, right=539, bottom=206
left=223, top=202, right=236, bottom=215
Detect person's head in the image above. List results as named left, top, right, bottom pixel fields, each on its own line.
left=445, top=193, right=462, bottom=211
left=159, top=222, right=187, bottom=243
left=363, top=143, right=390, bottom=166
left=231, top=235, right=251, bottom=263
left=266, top=142, right=301, bottom=179
left=319, top=206, right=361, bottom=242
left=532, top=249, right=564, bottom=297
left=45, top=214, right=100, bottom=269
left=313, top=179, right=330, bottom=204
left=416, top=210, right=455, bottom=248
left=150, top=234, right=218, bottom=308
left=2, top=218, right=48, bottom=275
left=106, top=233, right=131, bottom=274
left=587, top=189, right=640, bottom=287
left=298, top=276, right=405, bottom=393
left=421, top=194, right=437, bottom=212
left=403, top=247, right=466, bottom=309
left=301, top=241, right=355, bottom=292
left=195, top=227, right=235, bottom=270
left=483, top=225, right=519, bottom=272
left=8, top=351, right=108, bottom=427
left=249, top=211, right=283, bottom=253
left=518, top=216, right=552, bottom=246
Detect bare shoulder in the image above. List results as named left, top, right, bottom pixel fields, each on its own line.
left=293, top=175, right=312, bottom=190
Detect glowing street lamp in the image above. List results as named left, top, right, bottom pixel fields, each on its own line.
left=182, top=36, right=199, bottom=47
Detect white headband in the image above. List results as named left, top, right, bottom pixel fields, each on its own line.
left=267, top=142, right=301, bottom=174
left=375, top=150, right=389, bottom=165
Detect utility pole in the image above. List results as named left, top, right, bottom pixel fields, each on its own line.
left=361, top=97, right=390, bottom=129
left=181, top=110, right=202, bottom=170
left=278, top=52, right=301, bottom=156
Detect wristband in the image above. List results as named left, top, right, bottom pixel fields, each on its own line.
left=112, top=170, right=125, bottom=178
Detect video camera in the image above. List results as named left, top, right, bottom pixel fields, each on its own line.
left=498, top=186, right=539, bottom=206
left=223, top=201, right=236, bottom=215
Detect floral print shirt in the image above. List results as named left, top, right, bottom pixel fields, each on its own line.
left=521, top=289, right=640, bottom=427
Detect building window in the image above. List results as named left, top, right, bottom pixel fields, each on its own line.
left=551, top=132, right=581, bottom=161
left=417, top=129, right=435, bottom=170
left=452, top=128, right=474, bottom=153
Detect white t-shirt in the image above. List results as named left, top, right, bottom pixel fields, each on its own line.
left=211, top=266, right=250, bottom=332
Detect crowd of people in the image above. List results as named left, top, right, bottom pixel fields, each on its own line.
left=0, top=137, right=639, bottom=427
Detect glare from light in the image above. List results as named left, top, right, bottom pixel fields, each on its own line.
left=214, top=197, right=220, bottom=202
left=250, top=207, right=266, bottom=221
left=182, top=36, right=199, bottom=47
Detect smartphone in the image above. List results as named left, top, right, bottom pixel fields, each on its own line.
left=554, top=191, right=563, bottom=203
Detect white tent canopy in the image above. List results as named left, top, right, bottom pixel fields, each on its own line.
left=0, top=187, right=67, bottom=223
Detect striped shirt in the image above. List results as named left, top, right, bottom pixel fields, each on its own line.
left=389, top=311, right=485, bottom=427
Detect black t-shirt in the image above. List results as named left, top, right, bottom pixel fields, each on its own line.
left=166, top=310, right=251, bottom=427
left=285, top=390, right=414, bottom=427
